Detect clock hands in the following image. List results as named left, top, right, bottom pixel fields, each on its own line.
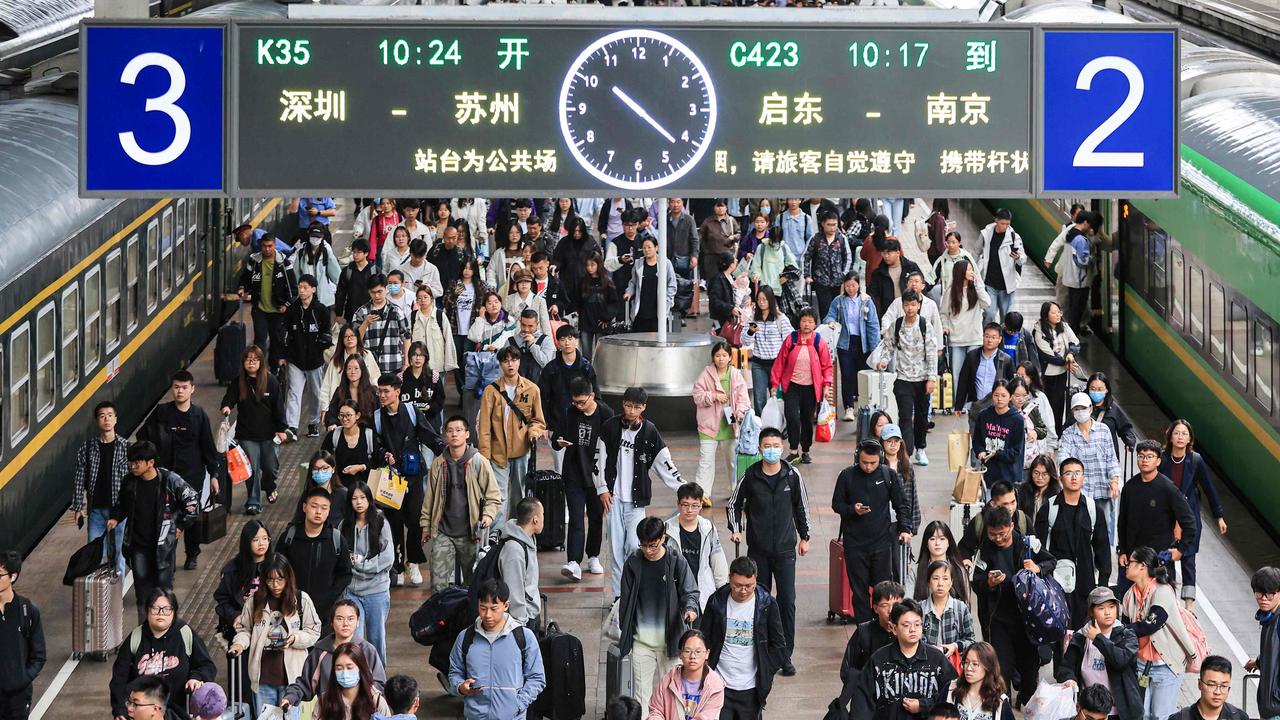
left=611, top=85, right=676, bottom=144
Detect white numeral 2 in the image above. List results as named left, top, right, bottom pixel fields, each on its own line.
left=118, top=52, right=191, bottom=166
left=1072, top=56, right=1145, bottom=168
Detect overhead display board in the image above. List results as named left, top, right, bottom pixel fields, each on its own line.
left=79, top=13, right=1179, bottom=198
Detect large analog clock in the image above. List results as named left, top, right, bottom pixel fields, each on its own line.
left=558, top=29, right=718, bottom=191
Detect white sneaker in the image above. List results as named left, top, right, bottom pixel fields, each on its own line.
left=843, top=408, right=855, bottom=422
left=406, top=563, right=423, bottom=586
left=562, top=561, right=582, bottom=582
left=586, top=556, right=605, bottom=575
left=915, top=449, right=930, bottom=466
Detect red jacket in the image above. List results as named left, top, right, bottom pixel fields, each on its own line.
left=769, top=330, right=834, bottom=402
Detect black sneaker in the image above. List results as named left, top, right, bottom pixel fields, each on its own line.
left=780, top=661, right=797, bottom=677
left=184, top=557, right=198, bottom=570
left=307, top=423, right=320, bottom=438
left=245, top=506, right=261, bottom=516
left=285, top=428, right=299, bottom=443
left=800, top=452, right=813, bottom=464
left=785, top=452, right=801, bottom=464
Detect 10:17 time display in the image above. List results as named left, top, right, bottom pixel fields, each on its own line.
left=849, top=41, right=930, bottom=68
left=378, top=38, right=462, bottom=66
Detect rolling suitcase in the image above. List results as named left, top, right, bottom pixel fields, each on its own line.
left=225, top=652, right=252, bottom=720
left=932, top=339, right=954, bottom=412
left=527, top=456, right=567, bottom=552
left=606, top=641, right=634, bottom=702
left=71, top=563, right=124, bottom=659
left=857, top=369, right=897, bottom=440
left=215, top=321, right=246, bottom=384
left=892, top=539, right=914, bottom=588
left=827, top=535, right=854, bottom=624
left=949, top=500, right=984, bottom=537
left=531, top=621, right=587, bottom=720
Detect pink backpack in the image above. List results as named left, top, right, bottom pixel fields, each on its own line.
left=1178, top=606, right=1212, bottom=673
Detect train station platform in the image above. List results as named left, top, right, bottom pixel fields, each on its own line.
left=14, top=200, right=1276, bottom=719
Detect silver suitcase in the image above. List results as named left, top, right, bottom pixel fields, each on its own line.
left=606, top=642, right=635, bottom=703
left=71, top=566, right=123, bottom=659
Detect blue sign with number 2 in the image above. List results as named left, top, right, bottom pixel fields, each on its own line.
left=1042, top=30, right=1176, bottom=194
left=84, top=26, right=223, bottom=192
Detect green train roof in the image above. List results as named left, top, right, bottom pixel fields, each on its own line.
left=1181, top=89, right=1280, bottom=239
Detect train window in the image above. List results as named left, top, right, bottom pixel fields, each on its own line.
left=60, top=285, right=79, bottom=397
left=1189, top=267, right=1205, bottom=347
left=35, top=304, right=55, bottom=420
left=146, top=219, right=160, bottom=312
left=175, top=200, right=188, bottom=281
left=126, top=236, right=140, bottom=332
left=106, top=250, right=122, bottom=349
left=186, top=200, right=199, bottom=273
left=85, top=267, right=102, bottom=371
left=1257, top=321, right=1274, bottom=412
left=1147, top=223, right=1168, bottom=314
left=1209, top=283, right=1225, bottom=363
left=1169, top=250, right=1185, bottom=330
left=9, top=323, right=30, bottom=443
left=161, top=207, right=174, bottom=299
left=1230, top=301, right=1249, bottom=385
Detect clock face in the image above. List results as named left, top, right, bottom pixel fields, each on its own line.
left=558, top=30, right=717, bottom=191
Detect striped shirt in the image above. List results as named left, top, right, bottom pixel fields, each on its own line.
left=352, top=301, right=410, bottom=375
left=1059, top=421, right=1120, bottom=500
left=744, top=315, right=794, bottom=361
left=922, top=595, right=976, bottom=652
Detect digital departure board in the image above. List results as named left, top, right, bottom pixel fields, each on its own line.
left=233, top=22, right=1035, bottom=196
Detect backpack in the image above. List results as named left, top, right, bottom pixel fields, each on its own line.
left=130, top=624, right=193, bottom=656
left=1013, top=567, right=1071, bottom=645
left=736, top=409, right=761, bottom=456
left=1176, top=606, right=1211, bottom=673
left=892, top=314, right=930, bottom=350
left=373, top=405, right=422, bottom=475
left=1046, top=496, right=1097, bottom=540
left=409, top=584, right=472, bottom=646
left=280, top=524, right=342, bottom=556
left=464, top=351, right=501, bottom=396
left=460, top=622, right=529, bottom=679
left=469, top=534, right=530, bottom=610
left=328, top=428, right=375, bottom=456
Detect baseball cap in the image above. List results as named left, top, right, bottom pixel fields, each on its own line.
left=1087, top=586, right=1118, bottom=608
left=1070, top=392, right=1092, bottom=410
left=881, top=424, right=903, bottom=441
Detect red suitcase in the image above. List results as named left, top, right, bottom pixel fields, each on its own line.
left=828, top=537, right=855, bottom=624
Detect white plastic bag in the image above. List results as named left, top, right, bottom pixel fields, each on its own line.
left=761, top=396, right=786, bottom=433
left=603, top=598, right=622, bottom=643
left=1023, top=680, right=1077, bottom=720
left=215, top=417, right=235, bottom=454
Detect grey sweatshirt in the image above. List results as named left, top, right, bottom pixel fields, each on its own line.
left=344, top=520, right=394, bottom=596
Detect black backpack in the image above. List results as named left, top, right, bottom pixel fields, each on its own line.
left=409, top=584, right=472, bottom=646
left=468, top=535, right=529, bottom=611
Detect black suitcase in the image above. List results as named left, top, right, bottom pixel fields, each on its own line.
left=215, top=321, right=246, bottom=383
left=190, top=500, right=228, bottom=545
left=528, top=467, right=567, bottom=552
left=531, top=621, right=587, bottom=720
left=672, top=277, right=694, bottom=316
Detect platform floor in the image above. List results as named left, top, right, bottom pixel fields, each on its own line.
left=18, top=200, right=1276, bottom=719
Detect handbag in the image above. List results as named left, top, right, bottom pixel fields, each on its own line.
left=226, top=442, right=252, bottom=485
left=369, top=467, right=408, bottom=510
left=191, top=498, right=229, bottom=545
left=952, top=466, right=985, bottom=504
left=815, top=401, right=836, bottom=443
left=947, top=431, right=970, bottom=472
left=761, top=395, right=786, bottom=433
left=719, top=319, right=743, bottom=348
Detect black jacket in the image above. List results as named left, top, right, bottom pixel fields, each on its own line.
left=596, top=199, right=634, bottom=237
left=138, top=403, right=219, bottom=490
left=1034, top=494, right=1111, bottom=616
left=1093, top=400, right=1138, bottom=460
left=600, top=417, right=680, bottom=508
left=333, top=260, right=375, bottom=320
left=868, top=258, right=924, bottom=323
left=1056, top=622, right=1141, bottom=720
left=552, top=237, right=603, bottom=312
left=1259, top=613, right=1280, bottom=718
left=577, top=277, right=621, bottom=332
left=958, top=508, right=1033, bottom=560
left=213, top=559, right=260, bottom=641
left=702, top=585, right=786, bottom=705
left=1116, top=474, right=1197, bottom=558
left=1166, top=705, right=1249, bottom=720
left=111, top=469, right=199, bottom=572
left=831, top=464, right=909, bottom=550
left=537, top=353, right=600, bottom=436
left=220, top=374, right=287, bottom=442
left=0, top=595, right=44, bottom=693
left=971, top=531, right=1057, bottom=632
left=275, top=524, right=353, bottom=622
left=110, top=620, right=216, bottom=720
left=854, top=642, right=956, bottom=720
left=237, top=252, right=297, bottom=311
left=282, top=299, right=332, bottom=371
left=707, top=272, right=736, bottom=323
left=955, top=347, right=1015, bottom=408
left=618, top=538, right=699, bottom=658
left=841, top=620, right=895, bottom=692
left=727, top=461, right=812, bottom=557
left=400, top=370, right=446, bottom=429
left=373, top=402, right=444, bottom=475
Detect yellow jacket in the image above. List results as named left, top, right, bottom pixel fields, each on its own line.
left=476, top=376, right=546, bottom=466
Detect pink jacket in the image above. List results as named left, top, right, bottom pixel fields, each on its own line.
left=692, top=366, right=751, bottom=439
left=769, top=330, right=834, bottom=402
left=648, top=665, right=726, bottom=720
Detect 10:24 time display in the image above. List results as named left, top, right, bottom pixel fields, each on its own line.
left=378, top=38, right=462, bottom=66
left=848, top=41, right=930, bottom=68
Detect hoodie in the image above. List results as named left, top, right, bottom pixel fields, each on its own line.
left=619, top=538, right=701, bottom=658
left=648, top=665, right=726, bottom=720
left=448, top=616, right=546, bottom=720
left=496, top=519, right=541, bottom=625
left=282, top=634, right=386, bottom=708
left=110, top=620, right=216, bottom=719
left=853, top=642, right=956, bottom=720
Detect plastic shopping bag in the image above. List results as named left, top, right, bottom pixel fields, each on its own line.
left=761, top=396, right=786, bottom=434
left=603, top=598, right=622, bottom=643
left=815, top=401, right=836, bottom=443
left=226, top=443, right=252, bottom=485
left=1023, top=680, right=1077, bottom=720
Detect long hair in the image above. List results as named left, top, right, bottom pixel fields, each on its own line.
left=332, top=325, right=366, bottom=370
left=1017, top=361, right=1045, bottom=395
left=1024, top=455, right=1062, bottom=498
left=564, top=216, right=591, bottom=245
left=883, top=434, right=914, bottom=484
left=238, top=345, right=269, bottom=401
left=754, top=285, right=780, bottom=322
left=1086, top=371, right=1116, bottom=411
left=915, top=521, right=969, bottom=603
left=952, top=642, right=1008, bottom=713
left=316, top=643, right=379, bottom=720
left=549, top=198, right=579, bottom=235
left=233, top=520, right=270, bottom=594
left=1163, top=418, right=1196, bottom=455
left=1129, top=546, right=1175, bottom=588
left=580, top=251, right=614, bottom=294
left=871, top=214, right=891, bottom=252
left=931, top=198, right=950, bottom=220
left=251, top=553, right=298, bottom=624
left=334, top=355, right=377, bottom=420
left=341, top=482, right=386, bottom=561
left=1038, top=301, right=1063, bottom=341
left=948, top=260, right=979, bottom=316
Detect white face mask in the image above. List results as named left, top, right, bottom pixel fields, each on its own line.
left=1073, top=409, right=1092, bottom=425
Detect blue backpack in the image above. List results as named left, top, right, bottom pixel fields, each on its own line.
left=1013, top=567, right=1071, bottom=645
left=464, top=351, right=501, bottom=397
left=736, top=409, right=761, bottom=456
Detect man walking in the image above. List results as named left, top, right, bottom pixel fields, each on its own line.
left=555, top=378, right=613, bottom=582
left=374, top=373, right=443, bottom=587
left=832, top=440, right=912, bottom=624
left=422, top=416, right=503, bottom=592
left=236, top=234, right=297, bottom=368
left=701, top=556, right=786, bottom=720
left=448, top=579, right=546, bottom=720
left=0, top=551, right=44, bottom=720
left=495, top=497, right=545, bottom=630
left=72, top=401, right=129, bottom=578
left=477, top=346, right=547, bottom=525
left=1116, top=440, right=1197, bottom=596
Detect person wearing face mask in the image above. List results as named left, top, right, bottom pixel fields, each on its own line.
left=296, top=452, right=346, bottom=529
left=383, top=270, right=413, bottom=320
left=747, top=213, right=795, bottom=296
left=294, top=224, right=341, bottom=307
left=1084, top=373, right=1137, bottom=461
left=281, top=600, right=387, bottom=716
left=313, top=643, right=389, bottom=720
left=1059, top=393, right=1121, bottom=545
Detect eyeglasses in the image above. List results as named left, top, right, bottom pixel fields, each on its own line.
left=679, top=648, right=708, bottom=657
left=678, top=502, right=703, bottom=511
left=570, top=399, right=590, bottom=407
left=264, top=576, right=287, bottom=586
left=1061, top=470, right=1085, bottom=478
left=1256, top=591, right=1279, bottom=600
left=640, top=541, right=664, bottom=552
left=962, top=661, right=983, bottom=669
left=338, top=413, right=357, bottom=420
left=148, top=606, right=174, bottom=616
left=1201, top=681, right=1231, bottom=693
left=1137, top=453, right=1160, bottom=461
left=126, top=700, right=160, bottom=711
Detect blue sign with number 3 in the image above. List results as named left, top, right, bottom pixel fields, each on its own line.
left=1041, top=30, right=1176, bottom=194
left=83, top=25, right=224, bottom=193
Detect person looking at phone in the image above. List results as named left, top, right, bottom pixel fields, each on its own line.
left=555, top=377, right=614, bottom=582
left=832, top=440, right=912, bottom=625
left=448, top=579, right=546, bottom=720
left=351, top=274, right=412, bottom=376
left=1056, top=586, right=1140, bottom=720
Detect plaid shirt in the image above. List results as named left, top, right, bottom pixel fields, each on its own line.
left=1059, top=420, right=1120, bottom=499
left=352, top=301, right=410, bottom=375
left=923, top=595, right=976, bottom=651
left=72, top=435, right=128, bottom=512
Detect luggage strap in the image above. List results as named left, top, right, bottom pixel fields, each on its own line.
left=460, top=623, right=528, bottom=678
left=131, top=624, right=193, bottom=656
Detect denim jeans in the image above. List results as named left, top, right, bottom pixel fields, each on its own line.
left=239, top=439, right=279, bottom=510
left=284, top=364, right=324, bottom=430
left=86, top=508, right=128, bottom=577
left=836, top=344, right=867, bottom=411
left=254, top=684, right=299, bottom=720
left=490, top=453, right=529, bottom=527
left=1138, top=663, right=1180, bottom=720
left=608, top=501, right=647, bottom=597
left=343, top=589, right=390, bottom=666
left=949, top=344, right=978, bottom=406
left=985, top=288, right=1016, bottom=323
left=749, top=357, right=775, bottom=415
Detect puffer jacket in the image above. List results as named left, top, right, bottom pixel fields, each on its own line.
left=692, top=366, right=750, bottom=439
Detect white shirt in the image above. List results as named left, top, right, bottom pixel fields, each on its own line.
left=616, top=427, right=639, bottom=503
left=718, top=595, right=757, bottom=690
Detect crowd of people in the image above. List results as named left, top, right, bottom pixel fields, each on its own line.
left=2, top=196, right=1266, bottom=720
